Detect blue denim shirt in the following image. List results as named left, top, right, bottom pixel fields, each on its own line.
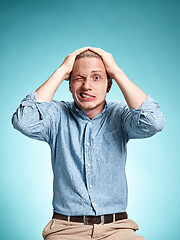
left=12, top=91, right=165, bottom=216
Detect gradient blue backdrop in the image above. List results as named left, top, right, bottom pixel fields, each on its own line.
left=1, top=0, right=179, bottom=239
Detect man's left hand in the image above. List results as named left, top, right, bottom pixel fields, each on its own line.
left=87, top=47, right=120, bottom=80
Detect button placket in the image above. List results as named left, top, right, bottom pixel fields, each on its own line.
left=84, top=121, right=95, bottom=204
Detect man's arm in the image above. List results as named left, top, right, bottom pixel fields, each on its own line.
left=111, top=69, right=148, bottom=109
left=35, top=47, right=90, bottom=102
left=87, top=47, right=147, bottom=109
left=87, top=47, right=165, bottom=138
left=12, top=47, right=90, bottom=142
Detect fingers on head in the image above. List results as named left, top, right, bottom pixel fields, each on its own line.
left=76, top=46, right=89, bottom=54
left=71, top=46, right=108, bottom=58
left=89, top=46, right=104, bottom=52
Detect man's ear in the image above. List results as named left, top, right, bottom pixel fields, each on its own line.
left=106, top=79, right=112, bottom=93
left=69, top=79, right=72, bottom=93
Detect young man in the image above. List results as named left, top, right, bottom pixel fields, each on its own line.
left=12, top=47, right=165, bottom=240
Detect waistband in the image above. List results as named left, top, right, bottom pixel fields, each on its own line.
left=52, top=211, right=128, bottom=225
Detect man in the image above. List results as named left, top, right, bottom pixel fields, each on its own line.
left=12, top=46, right=165, bottom=239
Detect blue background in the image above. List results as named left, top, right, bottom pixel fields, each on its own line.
left=1, top=0, right=179, bottom=239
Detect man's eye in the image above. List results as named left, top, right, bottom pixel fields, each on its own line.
left=94, top=75, right=100, bottom=80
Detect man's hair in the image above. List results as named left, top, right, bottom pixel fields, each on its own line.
left=75, top=50, right=102, bottom=60
left=69, top=50, right=110, bottom=81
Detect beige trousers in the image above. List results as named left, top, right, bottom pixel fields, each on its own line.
left=42, top=217, right=146, bottom=240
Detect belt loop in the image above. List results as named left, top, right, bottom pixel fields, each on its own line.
left=100, top=215, right=104, bottom=224
left=113, top=213, right=116, bottom=223
left=83, top=216, right=88, bottom=225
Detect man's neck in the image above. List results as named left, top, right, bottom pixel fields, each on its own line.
left=75, top=101, right=106, bottom=120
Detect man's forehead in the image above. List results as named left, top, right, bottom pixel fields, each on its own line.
left=74, top=69, right=104, bottom=76
left=74, top=57, right=104, bottom=67
left=71, top=57, right=107, bottom=77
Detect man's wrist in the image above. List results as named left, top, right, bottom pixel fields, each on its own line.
left=112, top=67, right=124, bottom=81
left=56, top=66, right=69, bottom=81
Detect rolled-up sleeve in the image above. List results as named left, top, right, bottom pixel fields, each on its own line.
left=11, top=91, right=60, bottom=143
left=121, top=95, right=165, bottom=140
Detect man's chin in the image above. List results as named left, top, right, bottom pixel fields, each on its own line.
left=75, top=101, right=105, bottom=112
left=76, top=103, right=95, bottom=111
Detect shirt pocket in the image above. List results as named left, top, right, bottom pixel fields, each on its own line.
left=92, top=130, right=125, bottom=160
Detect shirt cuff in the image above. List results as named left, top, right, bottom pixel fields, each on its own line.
left=21, top=91, right=51, bottom=119
left=129, top=95, right=159, bottom=123
left=129, top=95, right=158, bottom=111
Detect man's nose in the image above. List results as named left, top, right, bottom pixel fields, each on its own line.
left=82, top=78, right=92, bottom=89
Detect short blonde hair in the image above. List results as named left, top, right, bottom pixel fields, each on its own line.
left=75, top=50, right=102, bottom=60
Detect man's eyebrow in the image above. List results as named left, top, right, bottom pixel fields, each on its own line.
left=74, top=70, right=103, bottom=77
left=91, top=70, right=103, bottom=72
left=74, top=74, right=85, bottom=77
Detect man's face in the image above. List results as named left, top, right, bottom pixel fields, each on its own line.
left=69, top=57, right=112, bottom=118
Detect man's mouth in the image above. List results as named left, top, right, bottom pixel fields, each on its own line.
left=81, top=93, right=94, bottom=98
left=79, top=92, right=96, bottom=101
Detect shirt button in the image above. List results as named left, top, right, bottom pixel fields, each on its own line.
left=89, top=185, right=93, bottom=188
left=88, top=122, right=92, bottom=126
left=88, top=163, right=91, bottom=167
left=94, top=204, right=97, bottom=207
left=86, top=142, right=90, bottom=146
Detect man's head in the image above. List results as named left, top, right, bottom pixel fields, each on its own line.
left=69, top=50, right=112, bottom=119
left=69, top=50, right=110, bottom=81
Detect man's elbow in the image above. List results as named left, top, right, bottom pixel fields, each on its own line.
left=11, top=112, right=19, bottom=130
left=11, top=112, right=31, bottom=136
left=152, top=115, right=165, bottom=133
left=12, top=112, right=24, bottom=133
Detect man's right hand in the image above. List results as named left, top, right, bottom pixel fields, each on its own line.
left=60, top=47, right=90, bottom=80
left=35, top=47, right=90, bottom=102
